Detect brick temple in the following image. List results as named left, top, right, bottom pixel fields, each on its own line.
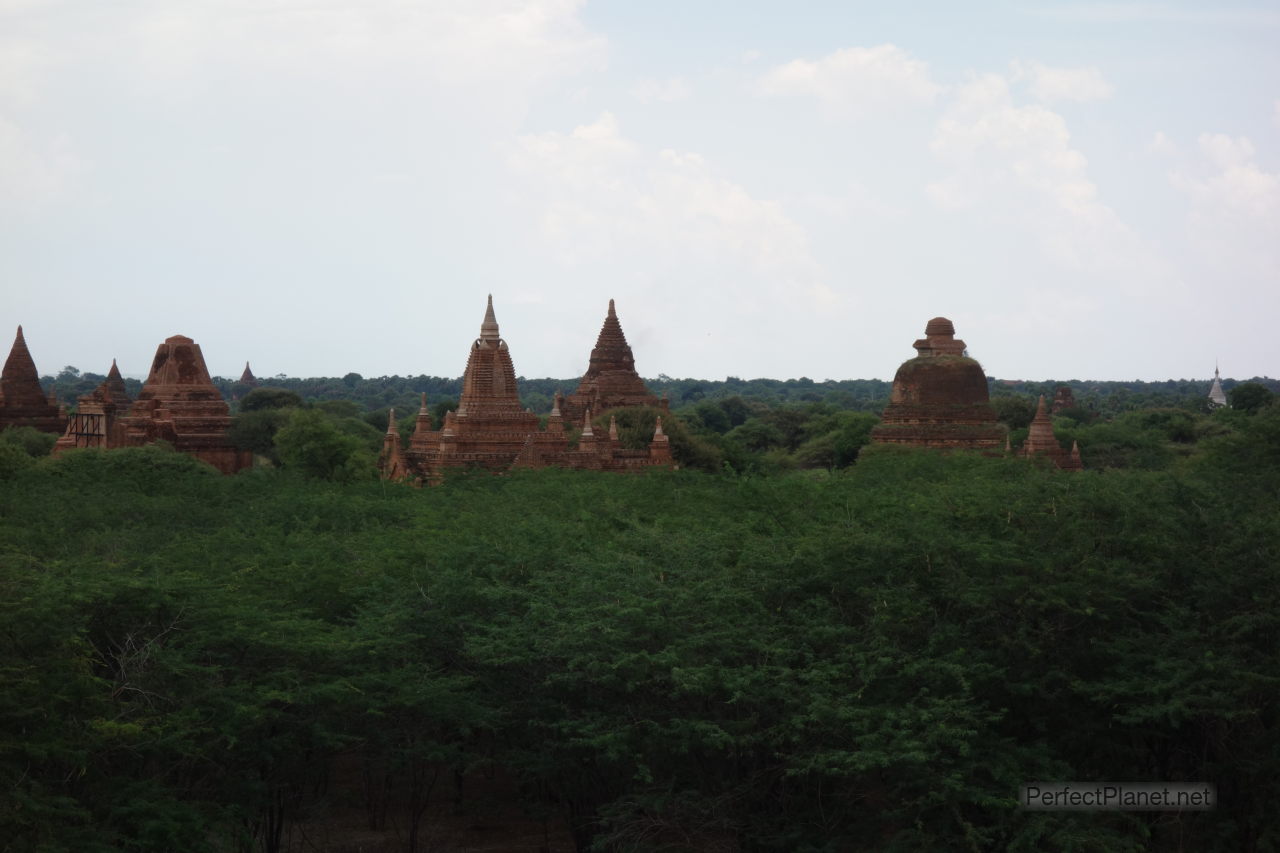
left=382, top=296, right=673, bottom=484
left=560, top=299, right=665, bottom=423
left=870, top=317, right=1006, bottom=451
left=54, top=334, right=250, bottom=474
left=1022, top=395, right=1082, bottom=471
left=0, top=326, right=64, bottom=434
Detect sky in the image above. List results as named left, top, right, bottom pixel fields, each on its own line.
left=2, top=1, right=1277, bottom=383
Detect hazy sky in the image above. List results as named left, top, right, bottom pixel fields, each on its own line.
left=2, top=1, right=1277, bottom=383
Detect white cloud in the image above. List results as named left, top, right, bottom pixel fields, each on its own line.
left=507, top=112, right=828, bottom=304
left=756, top=44, right=940, bottom=118
left=1170, top=133, right=1280, bottom=275
left=1147, top=130, right=1178, bottom=157
left=631, top=76, right=691, bottom=103
left=0, top=116, right=85, bottom=209
left=927, top=73, right=1162, bottom=284
left=1013, top=61, right=1114, bottom=103
left=1274, top=99, right=1280, bottom=130
left=5, top=0, right=607, bottom=102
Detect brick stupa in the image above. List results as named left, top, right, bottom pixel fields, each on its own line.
left=94, top=359, right=132, bottom=409
left=561, top=299, right=663, bottom=423
left=1022, top=395, right=1082, bottom=471
left=870, top=317, right=1005, bottom=451
left=385, top=297, right=676, bottom=484
left=1051, top=385, right=1076, bottom=413
left=115, top=335, right=251, bottom=473
left=0, top=326, right=64, bottom=433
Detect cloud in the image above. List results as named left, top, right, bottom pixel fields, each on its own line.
left=927, top=73, right=1163, bottom=284
left=1170, top=132, right=1280, bottom=275
left=1013, top=61, right=1114, bottom=103
left=0, top=116, right=85, bottom=209
left=1147, top=130, right=1178, bottom=157
left=3, top=0, right=607, bottom=104
left=507, top=112, right=828, bottom=305
left=756, top=44, right=940, bottom=118
left=631, top=76, right=691, bottom=103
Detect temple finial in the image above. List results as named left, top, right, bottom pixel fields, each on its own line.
left=608, top=414, right=618, bottom=441
left=386, top=407, right=397, bottom=435
left=480, top=294, right=499, bottom=342
left=419, top=392, right=428, bottom=414
left=608, top=298, right=616, bottom=317
left=654, top=416, right=665, bottom=438
left=582, top=408, right=594, bottom=438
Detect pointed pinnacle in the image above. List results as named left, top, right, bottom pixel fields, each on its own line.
left=419, top=392, right=429, bottom=414
left=608, top=298, right=616, bottom=316
left=386, top=408, right=397, bottom=435
left=480, top=294, right=499, bottom=341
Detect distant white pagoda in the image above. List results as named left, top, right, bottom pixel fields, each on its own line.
left=1208, top=364, right=1227, bottom=408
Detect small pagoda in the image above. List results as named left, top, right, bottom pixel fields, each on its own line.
left=870, top=317, right=1006, bottom=451
left=53, top=359, right=133, bottom=453
left=0, top=326, right=64, bottom=434
left=1207, top=365, right=1227, bottom=408
left=1021, top=395, right=1083, bottom=471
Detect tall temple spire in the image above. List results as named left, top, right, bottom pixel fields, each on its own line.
left=480, top=293, right=500, bottom=343
left=386, top=407, right=398, bottom=435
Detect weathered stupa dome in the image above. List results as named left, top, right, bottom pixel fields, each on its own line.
left=870, top=317, right=1005, bottom=451
left=924, top=316, right=956, bottom=337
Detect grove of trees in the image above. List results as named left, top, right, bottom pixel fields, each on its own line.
left=2, top=396, right=1277, bottom=851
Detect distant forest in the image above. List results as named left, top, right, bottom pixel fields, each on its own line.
left=42, top=365, right=1278, bottom=417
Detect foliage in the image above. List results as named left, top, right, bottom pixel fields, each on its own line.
left=1, top=403, right=1277, bottom=851
left=239, top=387, right=305, bottom=412
left=274, top=409, right=376, bottom=481
left=0, top=424, right=58, bottom=457
left=1228, top=381, right=1275, bottom=414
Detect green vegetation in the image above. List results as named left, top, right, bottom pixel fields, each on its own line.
left=2, top=400, right=1277, bottom=852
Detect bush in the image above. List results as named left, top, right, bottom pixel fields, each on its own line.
left=0, top=425, right=58, bottom=457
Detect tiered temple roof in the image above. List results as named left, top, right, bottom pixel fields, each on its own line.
left=561, top=299, right=662, bottom=423
left=387, top=296, right=674, bottom=484
left=870, top=317, right=1006, bottom=451
left=0, top=326, right=64, bottom=433
left=1022, top=395, right=1082, bottom=471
